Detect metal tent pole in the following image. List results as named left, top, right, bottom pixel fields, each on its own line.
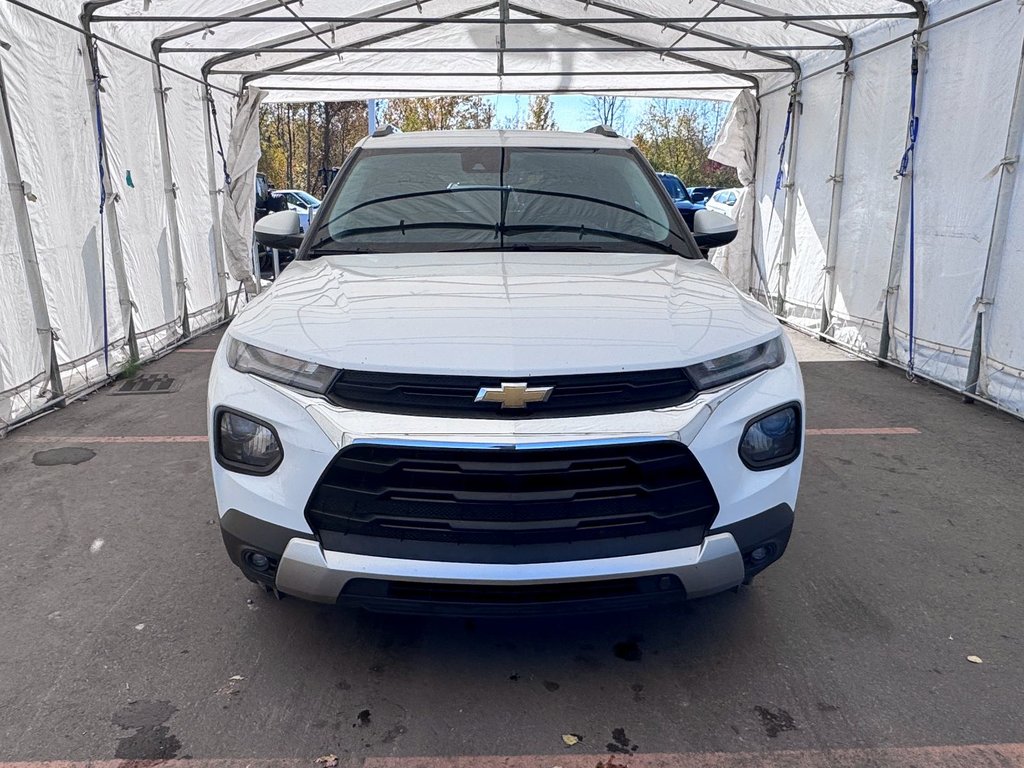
left=820, top=42, right=855, bottom=336
left=963, top=34, right=1024, bottom=401
left=80, top=18, right=138, bottom=362
left=202, top=83, right=231, bottom=319
left=774, top=86, right=801, bottom=317
left=151, top=48, right=190, bottom=338
left=0, top=56, right=63, bottom=400
left=878, top=10, right=928, bottom=364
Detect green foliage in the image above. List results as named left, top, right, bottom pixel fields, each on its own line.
left=257, top=101, right=367, bottom=195
left=632, top=99, right=739, bottom=188
left=380, top=96, right=495, bottom=132
left=525, top=95, right=557, bottom=131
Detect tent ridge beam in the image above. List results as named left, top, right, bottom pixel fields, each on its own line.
left=178, top=44, right=845, bottom=55
left=200, top=0, right=436, bottom=78
left=92, top=13, right=918, bottom=25
left=238, top=2, right=501, bottom=87
left=562, top=0, right=800, bottom=75
left=507, top=4, right=759, bottom=88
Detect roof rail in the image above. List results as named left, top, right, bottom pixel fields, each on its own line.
left=371, top=124, right=400, bottom=138
left=585, top=124, right=619, bottom=138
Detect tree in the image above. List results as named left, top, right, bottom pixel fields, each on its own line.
left=586, top=95, right=629, bottom=132
left=380, top=96, right=495, bottom=132
left=525, top=95, right=557, bottom=131
left=258, top=100, right=368, bottom=195
left=632, top=99, right=739, bottom=188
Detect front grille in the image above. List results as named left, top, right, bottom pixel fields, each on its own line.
left=306, top=441, right=718, bottom=560
left=327, top=368, right=696, bottom=418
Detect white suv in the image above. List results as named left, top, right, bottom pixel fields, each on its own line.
left=209, top=128, right=803, bottom=613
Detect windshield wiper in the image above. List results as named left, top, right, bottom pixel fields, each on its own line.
left=503, top=224, right=680, bottom=255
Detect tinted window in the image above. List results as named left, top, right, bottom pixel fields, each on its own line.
left=659, top=174, right=687, bottom=200
left=307, top=147, right=696, bottom=257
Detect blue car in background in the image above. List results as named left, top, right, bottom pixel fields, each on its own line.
left=656, top=171, right=705, bottom=230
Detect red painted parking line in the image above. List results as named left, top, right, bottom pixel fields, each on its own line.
left=806, top=427, right=920, bottom=435
left=10, top=435, right=208, bottom=444
left=2, top=743, right=1023, bottom=768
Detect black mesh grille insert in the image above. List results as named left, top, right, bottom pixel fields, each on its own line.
left=306, top=441, right=718, bottom=552
left=327, top=368, right=696, bottom=418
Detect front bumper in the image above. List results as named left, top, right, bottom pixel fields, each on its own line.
left=221, top=503, right=793, bottom=610
left=210, top=333, right=803, bottom=611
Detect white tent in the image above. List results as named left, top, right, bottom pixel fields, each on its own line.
left=1, top=0, right=1022, bottom=430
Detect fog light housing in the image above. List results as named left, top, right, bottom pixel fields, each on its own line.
left=246, top=551, right=270, bottom=571
left=215, top=408, right=283, bottom=475
left=739, top=403, right=801, bottom=470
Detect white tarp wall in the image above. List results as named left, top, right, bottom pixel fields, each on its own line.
left=744, top=0, right=1024, bottom=416
left=2, top=0, right=1024, bottom=429
left=0, top=0, right=243, bottom=430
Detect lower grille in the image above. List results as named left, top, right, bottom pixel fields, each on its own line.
left=306, top=441, right=718, bottom=559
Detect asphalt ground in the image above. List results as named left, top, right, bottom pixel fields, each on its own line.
left=0, top=328, right=1022, bottom=767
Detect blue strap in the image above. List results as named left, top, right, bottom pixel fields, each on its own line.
left=90, top=43, right=110, bottom=376
left=761, top=92, right=795, bottom=301
left=897, top=44, right=920, bottom=379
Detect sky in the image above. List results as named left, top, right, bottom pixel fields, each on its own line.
left=492, top=93, right=636, bottom=132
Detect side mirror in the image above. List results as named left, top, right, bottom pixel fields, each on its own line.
left=254, top=210, right=304, bottom=250
left=692, top=208, right=738, bottom=250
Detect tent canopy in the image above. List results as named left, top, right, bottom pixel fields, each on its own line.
left=77, top=0, right=926, bottom=100
left=2, top=0, right=1023, bottom=434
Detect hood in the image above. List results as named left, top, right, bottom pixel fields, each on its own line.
left=228, top=252, right=780, bottom=376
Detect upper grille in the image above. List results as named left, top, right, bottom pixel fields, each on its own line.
left=306, top=441, right=718, bottom=562
left=327, top=368, right=696, bottom=418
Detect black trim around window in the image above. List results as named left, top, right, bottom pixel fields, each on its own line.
left=213, top=406, right=284, bottom=476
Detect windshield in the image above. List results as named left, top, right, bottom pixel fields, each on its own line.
left=306, top=146, right=696, bottom=258
left=659, top=174, right=689, bottom=201
left=294, top=191, right=320, bottom=206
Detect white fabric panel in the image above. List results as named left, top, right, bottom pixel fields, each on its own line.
left=982, top=127, right=1024, bottom=415
left=97, top=43, right=179, bottom=350
left=752, top=88, right=792, bottom=301
left=708, top=89, right=757, bottom=289
left=889, top=2, right=1023, bottom=389
left=223, top=87, right=266, bottom=293
left=829, top=27, right=909, bottom=354
left=2, top=4, right=124, bottom=393
left=778, top=55, right=843, bottom=329
left=163, top=70, right=222, bottom=323
left=0, top=170, right=45, bottom=427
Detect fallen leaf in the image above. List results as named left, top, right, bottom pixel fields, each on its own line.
left=561, top=734, right=581, bottom=746
left=967, top=655, right=983, bottom=664
left=315, top=755, right=338, bottom=768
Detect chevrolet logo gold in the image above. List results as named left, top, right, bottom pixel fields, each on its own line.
left=475, top=382, right=554, bottom=409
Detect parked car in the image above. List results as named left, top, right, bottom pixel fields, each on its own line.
left=706, top=187, right=741, bottom=217
left=688, top=186, right=719, bottom=203
left=270, top=188, right=321, bottom=231
left=655, top=171, right=704, bottom=229
left=211, top=128, right=804, bottom=613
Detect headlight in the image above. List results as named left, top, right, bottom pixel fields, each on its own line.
left=215, top=409, right=283, bottom=474
left=227, top=338, right=337, bottom=393
left=739, top=403, right=801, bottom=470
left=686, top=336, right=785, bottom=390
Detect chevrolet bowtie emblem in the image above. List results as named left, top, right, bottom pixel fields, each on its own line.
left=475, top=382, right=554, bottom=409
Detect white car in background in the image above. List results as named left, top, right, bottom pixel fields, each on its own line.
left=706, top=188, right=742, bottom=217
left=270, top=188, right=321, bottom=230
left=209, top=128, right=804, bottom=613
